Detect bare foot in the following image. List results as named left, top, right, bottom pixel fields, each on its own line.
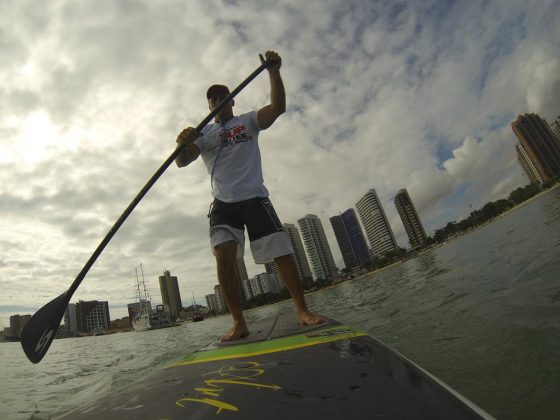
left=221, top=322, right=250, bottom=342
left=298, top=310, right=327, bottom=326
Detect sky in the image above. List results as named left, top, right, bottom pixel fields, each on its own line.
left=1, top=0, right=559, bottom=326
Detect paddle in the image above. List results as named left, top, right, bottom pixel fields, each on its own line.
left=21, top=58, right=275, bottom=363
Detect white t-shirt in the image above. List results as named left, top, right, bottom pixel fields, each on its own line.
left=194, top=111, right=269, bottom=202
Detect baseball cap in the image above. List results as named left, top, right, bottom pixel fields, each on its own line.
left=206, top=84, right=230, bottom=99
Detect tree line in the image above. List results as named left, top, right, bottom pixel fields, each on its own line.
left=428, top=177, right=558, bottom=244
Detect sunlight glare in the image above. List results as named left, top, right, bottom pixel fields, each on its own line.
left=21, top=111, right=58, bottom=163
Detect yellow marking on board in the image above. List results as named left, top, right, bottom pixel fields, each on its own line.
left=175, top=361, right=281, bottom=414
left=173, top=328, right=367, bottom=367
left=176, top=396, right=239, bottom=413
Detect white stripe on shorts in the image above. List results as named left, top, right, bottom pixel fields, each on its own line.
left=210, top=225, right=294, bottom=264
left=250, top=231, right=294, bottom=264
left=210, top=225, right=245, bottom=259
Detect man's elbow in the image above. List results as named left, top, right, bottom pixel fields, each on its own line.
left=274, top=104, right=286, bottom=118
left=175, top=156, right=188, bottom=168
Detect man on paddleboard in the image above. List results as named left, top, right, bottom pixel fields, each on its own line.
left=175, top=51, right=325, bottom=341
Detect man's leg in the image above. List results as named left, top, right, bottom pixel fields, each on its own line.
left=274, top=254, right=326, bottom=326
left=215, top=240, right=249, bottom=341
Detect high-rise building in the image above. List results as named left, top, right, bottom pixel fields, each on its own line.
left=243, top=273, right=281, bottom=299
left=214, top=285, right=226, bottom=313
left=550, top=115, right=560, bottom=140
left=297, top=214, right=337, bottom=281
left=264, top=260, right=281, bottom=284
left=283, top=223, right=313, bottom=280
left=235, top=258, right=249, bottom=303
left=205, top=294, right=218, bottom=314
left=394, top=189, right=427, bottom=249
left=159, top=270, right=183, bottom=321
left=213, top=258, right=249, bottom=314
left=75, top=300, right=110, bottom=333
left=512, top=113, right=560, bottom=183
left=265, top=223, right=313, bottom=286
left=9, top=314, right=32, bottom=338
left=356, top=189, right=398, bottom=257
left=516, top=145, right=544, bottom=184
left=330, top=209, right=372, bottom=270
left=64, top=303, right=78, bottom=334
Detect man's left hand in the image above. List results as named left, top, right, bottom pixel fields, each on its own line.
left=260, top=50, right=282, bottom=72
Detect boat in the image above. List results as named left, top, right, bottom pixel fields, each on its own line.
left=192, top=310, right=204, bottom=322
left=57, top=313, right=494, bottom=419
left=191, top=292, right=204, bottom=322
left=131, top=265, right=178, bottom=332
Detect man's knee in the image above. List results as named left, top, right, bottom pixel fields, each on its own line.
left=274, top=253, right=294, bottom=267
left=214, top=240, right=237, bottom=264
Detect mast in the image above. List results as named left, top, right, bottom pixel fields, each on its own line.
left=140, top=263, right=151, bottom=301
left=135, top=268, right=141, bottom=301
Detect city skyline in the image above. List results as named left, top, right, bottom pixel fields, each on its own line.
left=2, top=1, right=559, bottom=325
left=3, top=154, right=559, bottom=326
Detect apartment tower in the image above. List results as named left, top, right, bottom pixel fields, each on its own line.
left=205, top=294, right=218, bottom=314
left=64, top=303, right=78, bottom=335
left=75, top=300, right=110, bottom=333
left=516, top=145, right=544, bottom=184
left=9, top=314, right=32, bottom=338
left=356, top=189, right=398, bottom=257
left=297, top=214, right=337, bottom=281
left=512, top=113, right=560, bottom=183
left=394, top=189, right=427, bottom=249
left=265, top=223, right=313, bottom=285
left=235, top=258, right=250, bottom=303
left=159, top=270, right=183, bottom=321
left=214, top=285, right=226, bottom=313
left=330, top=209, right=372, bottom=269
left=550, top=115, right=560, bottom=140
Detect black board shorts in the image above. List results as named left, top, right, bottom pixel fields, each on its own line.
left=208, top=197, right=293, bottom=264
left=209, top=197, right=283, bottom=241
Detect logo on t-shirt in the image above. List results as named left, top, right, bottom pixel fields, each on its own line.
left=219, top=125, right=252, bottom=147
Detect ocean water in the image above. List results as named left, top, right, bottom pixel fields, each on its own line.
left=1, top=187, right=559, bottom=420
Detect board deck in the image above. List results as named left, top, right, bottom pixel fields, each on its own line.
left=57, top=314, right=493, bottom=419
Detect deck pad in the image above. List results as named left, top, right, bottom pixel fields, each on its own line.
left=204, top=314, right=334, bottom=349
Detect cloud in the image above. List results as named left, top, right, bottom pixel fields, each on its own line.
left=526, top=57, right=560, bottom=120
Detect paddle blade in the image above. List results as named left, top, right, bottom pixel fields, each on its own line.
left=21, top=292, right=68, bottom=363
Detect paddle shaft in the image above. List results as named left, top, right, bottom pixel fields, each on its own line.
left=68, top=60, right=271, bottom=298
left=21, top=59, right=273, bottom=363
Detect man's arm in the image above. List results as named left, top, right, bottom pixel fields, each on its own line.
left=175, top=127, right=201, bottom=168
left=257, top=51, right=286, bottom=130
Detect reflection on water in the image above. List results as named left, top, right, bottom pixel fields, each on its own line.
left=416, top=252, right=447, bottom=280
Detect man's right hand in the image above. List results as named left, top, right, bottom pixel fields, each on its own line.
left=175, top=127, right=201, bottom=167
left=176, top=127, right=200, bottom=147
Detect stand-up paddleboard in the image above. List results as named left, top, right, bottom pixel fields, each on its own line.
left=58, top=315, right=493, bottom=419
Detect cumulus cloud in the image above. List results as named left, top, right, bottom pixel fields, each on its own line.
left=1, top=0, right=558, bottom=323
left=526, top=57, right=560, bottom=120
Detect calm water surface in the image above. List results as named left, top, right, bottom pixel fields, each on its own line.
left=2, top=188, right=559, bottom=419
